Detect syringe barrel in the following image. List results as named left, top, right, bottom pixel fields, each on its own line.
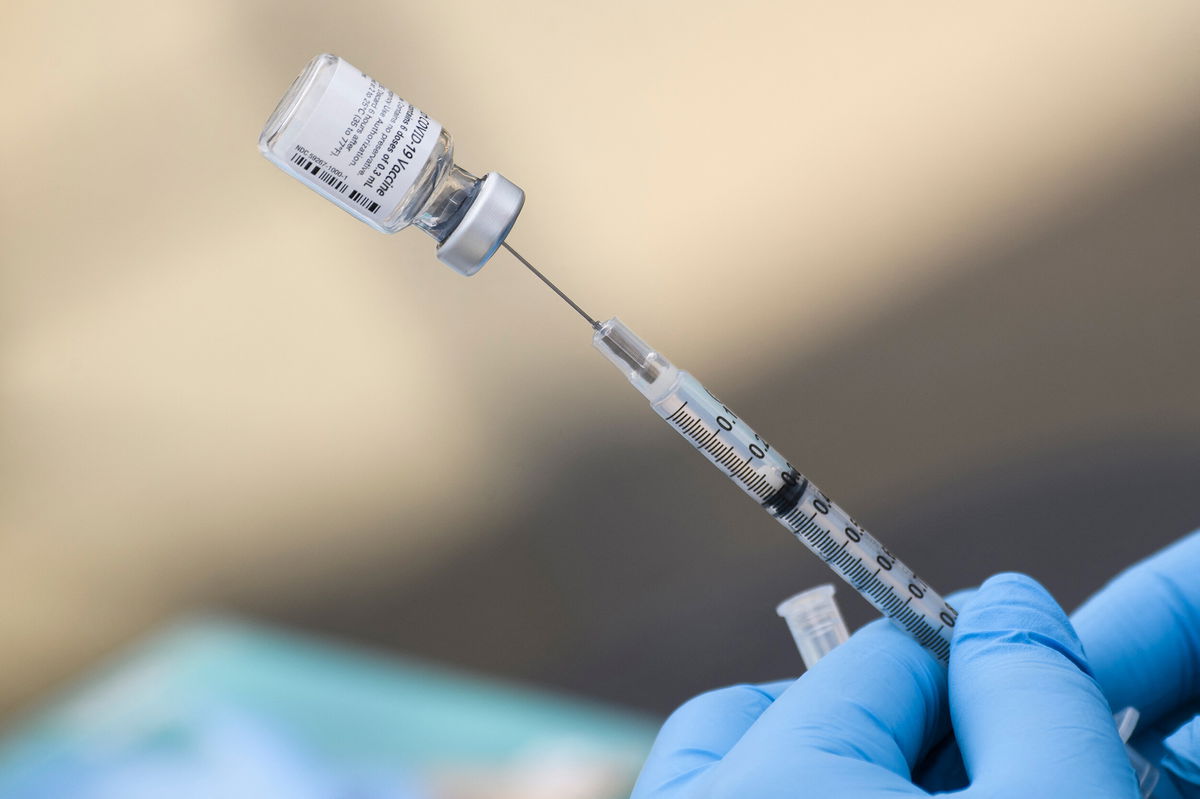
left=594, top=317, right=957, bottom=662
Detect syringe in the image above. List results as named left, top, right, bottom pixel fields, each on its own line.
left=589, top=305, right=1157, bottom=795
left=254, top=53, right=957, bottom=660
left=591, top=316, right=958, bottom=661
left=505, top=242, right=958, bottom=662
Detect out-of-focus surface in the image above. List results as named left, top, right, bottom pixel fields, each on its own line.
left=1, top=0, right=1198, bottom=717
left=0, top=619, right=653, bottom=798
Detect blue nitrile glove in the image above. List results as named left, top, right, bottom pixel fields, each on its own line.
left=631, top=573, right=1140, bottom=798
left=1071, top=529, right=1200, bottom=798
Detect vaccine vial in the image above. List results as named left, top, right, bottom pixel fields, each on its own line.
left=259, top=54, right=524, bottom=276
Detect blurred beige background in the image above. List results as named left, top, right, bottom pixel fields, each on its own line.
left=2, top=0, right=1199, bottom=717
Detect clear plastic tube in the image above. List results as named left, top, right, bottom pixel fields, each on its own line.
left=776, top=585, right=850, bottom=670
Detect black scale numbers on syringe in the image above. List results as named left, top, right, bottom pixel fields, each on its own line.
left=665, top=402, right=778, bottom=501
left=663, top=389, right=955, bottom=662
left=504, top=241, right=958, bottom=663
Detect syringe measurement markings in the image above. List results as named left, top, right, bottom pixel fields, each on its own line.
left=664, top=402, right=690, bottom=423
left=787, top=495, right=953, bottom=640
left=670, top=409, right=775, bottom=500
left=784, top=509, right=949, bottom=657
left=591, top=320, right=955, bottom=662
left=664, top=400, right=951, bottom=659
left=774, top=489, right=952, bottom=654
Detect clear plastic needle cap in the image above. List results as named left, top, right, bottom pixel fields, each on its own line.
left=776, top=584, right=850, bottom=670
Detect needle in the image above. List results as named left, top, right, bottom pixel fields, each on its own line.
left=502, top=240, right=599, bottom=328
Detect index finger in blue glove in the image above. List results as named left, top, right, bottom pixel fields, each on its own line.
left=634, top=618, right=946, bottom=798
left=631, top=680, right=793, bottom=797
left=951, top=573, right=1139, bottom=797
left=1071, top=528, right=1200, bottom=723
left=719, top=616, right=947, bottom=786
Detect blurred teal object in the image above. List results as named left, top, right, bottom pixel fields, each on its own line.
left=0, top=618, right=658, bottom=798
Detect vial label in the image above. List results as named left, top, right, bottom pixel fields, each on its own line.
left=283, top=58, right=442, bottom=223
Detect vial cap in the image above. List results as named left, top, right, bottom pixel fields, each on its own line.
left=437, top=172, right=524, bottom=276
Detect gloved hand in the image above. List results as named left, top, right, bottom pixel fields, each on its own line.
left=919, top=530, right=1200, bottom=797
left=1072, top=530, right=1200, bottom=798
left=631, top=572, right=1141, bottom=798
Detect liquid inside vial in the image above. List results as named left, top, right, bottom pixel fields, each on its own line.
left=259, top=54, right=524, bottom=276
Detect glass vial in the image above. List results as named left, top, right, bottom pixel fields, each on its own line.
left=259, top=54, right=524, bottom=276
